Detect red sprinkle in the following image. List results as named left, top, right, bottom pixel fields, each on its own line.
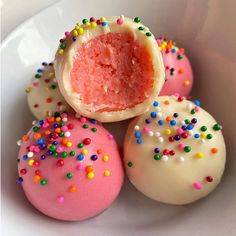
left=96, top=19, right=102, bottom=25
left=178, top=97, right=184, bottom=102
left=181, top=132, right=188, bottom=139
left=83, top=138, right=91, bottom=145
left=169, top=150, right=175, bottom=156
left=46, top=97, right=53, bottom=103
left=163, top=149, right=170, bottom=155
left=35, top=170, right=40, bottom=175
left=206, top=176, right=213, bottom=182
left=20, top=169, right=27, bottom=175
left=57, top=159, right=64, bottom=167
left=68, top=123, right=74, bottom=129
left=169, top=136, right=174, bottom=142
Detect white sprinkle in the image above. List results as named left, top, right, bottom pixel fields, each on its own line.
left=48, top=111, right=52, bottom=116
left=178, top=156, right=185, bottom=162
left=187, top=103, right=193, bottom=111
left=155, top=132, right=160, bottom=137
left=158, top=137, right=164, bottom=143
left=17, top=140, right=22, bottom=146
left=181, top=121, right=186, bottom=125
left=75, top=113, right=81, bottom=118
left=162, top=155, right=169, bottom=162
left=157, top=112, right=162, bottom=118
left=27, top=152, right=34, bottom=158
left=148, top=131, right=154, bottom=136
left=156, top=107, right=161, bottom=112
left=32, top=120, right=37, bottom=125
left=62, top=117, right=68, bottom=122
left=134, top=125, right=140, bottom=131
left=201, top=139, right=206, bottom=144
left=64, top=131, right=71, bottom=137
left=188, top=130, right=194, bottom=136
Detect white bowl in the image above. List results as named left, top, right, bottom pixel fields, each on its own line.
left=1, top=0, right=236, bottom=235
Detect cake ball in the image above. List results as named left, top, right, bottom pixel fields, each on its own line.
left=54, top=16, right=165, bottom=122
left=25, top=62, right=71, bottom=120
left=157, top=37, right=193, bottom=97
left=17, top=113, right=124, bottom=221
left=124, top=96, right=225, bottom=205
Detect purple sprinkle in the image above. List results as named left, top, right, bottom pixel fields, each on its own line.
left=154, top=148, right=160, bottom=153
left=145, top=119, right=151, bottom=124
left=17, top=177, right=23, bottom=184
left=41, top=154, right=46, bottom=160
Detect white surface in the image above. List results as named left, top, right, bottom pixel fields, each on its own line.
left=1, top=0, right=236, bottom=235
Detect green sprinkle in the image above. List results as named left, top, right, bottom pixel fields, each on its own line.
left=185, top=119, right=190, bottom=124
left=50, top=144, right=57, bottom=151
left=201, top=126, right=207, bottom=132
left=66, top=173, right=73, bottom=179
left=138, top=26, right=144, bottom=31
left=33, top=126, right=39, bottom=132
left=60, top=44, right=66, bottom=49
left=17, top=159, right=20, bottom=163
left=53, top=152, right=59, bottom=157
left=184, top=146, right=191, bottom=152
left=91, top=127, right=97, bottom=132
left=207, top=134, right=213, bottom=139
left=59, top=132, right=64, bottom=137
left=59, top=122, right=65, bottom=127
left=82, top=18, right=88, bottom=24
left=146, top=32, right=152, bottom=37
left=127, top=162, right=133, bottom=167
left=78, top=143, right=84, bottom=148
left=83, top=124, right=89, bottom=129
left=134, top=17, right=141, bottom=23
left=70, top=151, right=76, bottom=156
left=54, top=112, right=60, bottom=117
left=50, top=84, right=57, bottom=89
left=154, top=154, right=161, bottom=160
left=191, top=109, right=196, bottom=114
left=35, top=74, right=41, bottom=79
left=61, top=151, right=68, bottom=158
left=40, top=179, right=47, bottom=186
left=213, top=124, right=221, bottom=131
left=177, top=55, right=183, bottom=60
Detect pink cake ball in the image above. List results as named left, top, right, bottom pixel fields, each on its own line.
left=54, top=16, right=165, bottom=122
left=17, top=112, right=124, bottom=221
left=157, top=37, right=193, bottom=97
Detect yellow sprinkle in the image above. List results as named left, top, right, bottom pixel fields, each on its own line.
left=25, top=87, right=32, bottom=93
left=78, top=28, right=84, bottom=35
left=58, top=49, right=64, bottom=55
left=48, top=72, right=54, bottom=78
left=28, top=159, right=34, bottom=166
left=87, top=172, right=94, bottom=179
left=104, top=170, right=110, bottom=177
left=196, top=152, right=204, bottom=159
left=163, top=41, right=167, bottom=46
left=84, top=22, right=90, bottom=27
left=165, top=129, right=172, bottom=135
left=183, top=80, right=191, bottom=86
left=72, top=29, right=78, bottom=36
left=76, top=23, right=81, bottom=27
left=33, top=175, right=40, bottom=182
left=200, top=133, right=207, bottom=139
left=103, top=155, right=109, bottom=162
left=101, top=17, right=106, bottom=21
left=82, top=149, right=88, bottom=155
left=55, top=117, right=61, bottom=122
left=66, top=142, right=72, bottom=148
left=91, top=22, right=97, bottom=28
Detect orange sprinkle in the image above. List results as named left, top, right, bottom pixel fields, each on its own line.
left=68, top=185, right=77, bottom=192
left=48, top=116, right=55, bottom=123
left=22, top=135, right=29, bottom=141
left=33, top=175, right=40, bottom=182
left=46, top=97, right=53, bottom=103
left=164, top=100, right=170, bottom=105
left=45, top=130, right=50, bottom=135
left=47, top=144, right=52, bottom=149
left=34, top=133, right=41, bottom=140
left=55, top=128, right=61, bottom=133
left=178, top=68, right=184, bottom=74
left=211, top=147, right=218, bottom=154
left=49, top=138, right=54, bottom=142
left=166, top=116, right=171, bottom=122
left=97, top=149, right=103, bottom=154
left=85, top=165, right=94, bottom=173
left=61, top=138, right=68, bottom=145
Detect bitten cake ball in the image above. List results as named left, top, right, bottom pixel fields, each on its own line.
left=157, top=37, right=193, bottom=97
left=17, top=113, right=124, bottom=221
left=54, top=16, right=165, bottom=122
left=124, top=96, right=225, bottom=205
left=26, top=62, right=72, bottom=120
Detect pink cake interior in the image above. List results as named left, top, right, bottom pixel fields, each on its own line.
left=70, top=32, right=154, bottom=112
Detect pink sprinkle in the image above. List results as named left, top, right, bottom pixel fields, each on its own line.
left=57, top=195, right=65, bottom=203
left=32, top=82, right=38, bottom=87
left=43, top=122, right=49, bottom=128
left=34, top=146, right=40, bottom=153
left=65, top=31, right=70, bottom=36
left=29, top=145, right=35, bottom=151
left=193, top=181, right=203, bottom=190
left=76, top=163, right=83, bottom=170
left=80, top=117, right=87, bottom=123
left=56, top=146, right=63, bottom=153
left=177, top=128, right=184, bottom=134
left=108, top=134, right=113, bottom=140
left=178, top=143, right=185, bottom=150
left=143, top=126, right=150, bottom=133
left=174, top=93, right=180, bottom=97
left=195, top=106, right=199, bottom=112
left=117, top=18, right=124, bottom=25
left=61, top=113, right=68, bottom=118
left=61, top=126, right=68, bottom=132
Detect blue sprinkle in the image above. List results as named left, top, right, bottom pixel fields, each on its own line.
left=187, top=124, right=194, bottom=130
left=137, top=139, right=142, bottom=144
left=77, top=154, right=84, bottom=161
left=22, top=155, right=28, bottom=160
left=194, top=133, right=200, bottom=139
left=37, top=69, right=43, bottom=73
left=39, top=120, right=44, bottom=125
left=37, top=139, right=44, bottom=145
left=90, top=119, right=97, bottom=124
left=158, top=120, right=164, bottom=126
left=150, top=111, right=157, bottom=118
left=194, top=99, right=200, bottom=106
left=171, top=48, right=176, bottom=53
left=170, top=120, right=176, bottom=126
left=135, top=131, right=141, bottom=138
left=153, top=101, right=159, bottom=107
left=102, top=21, right=107, bottom=26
